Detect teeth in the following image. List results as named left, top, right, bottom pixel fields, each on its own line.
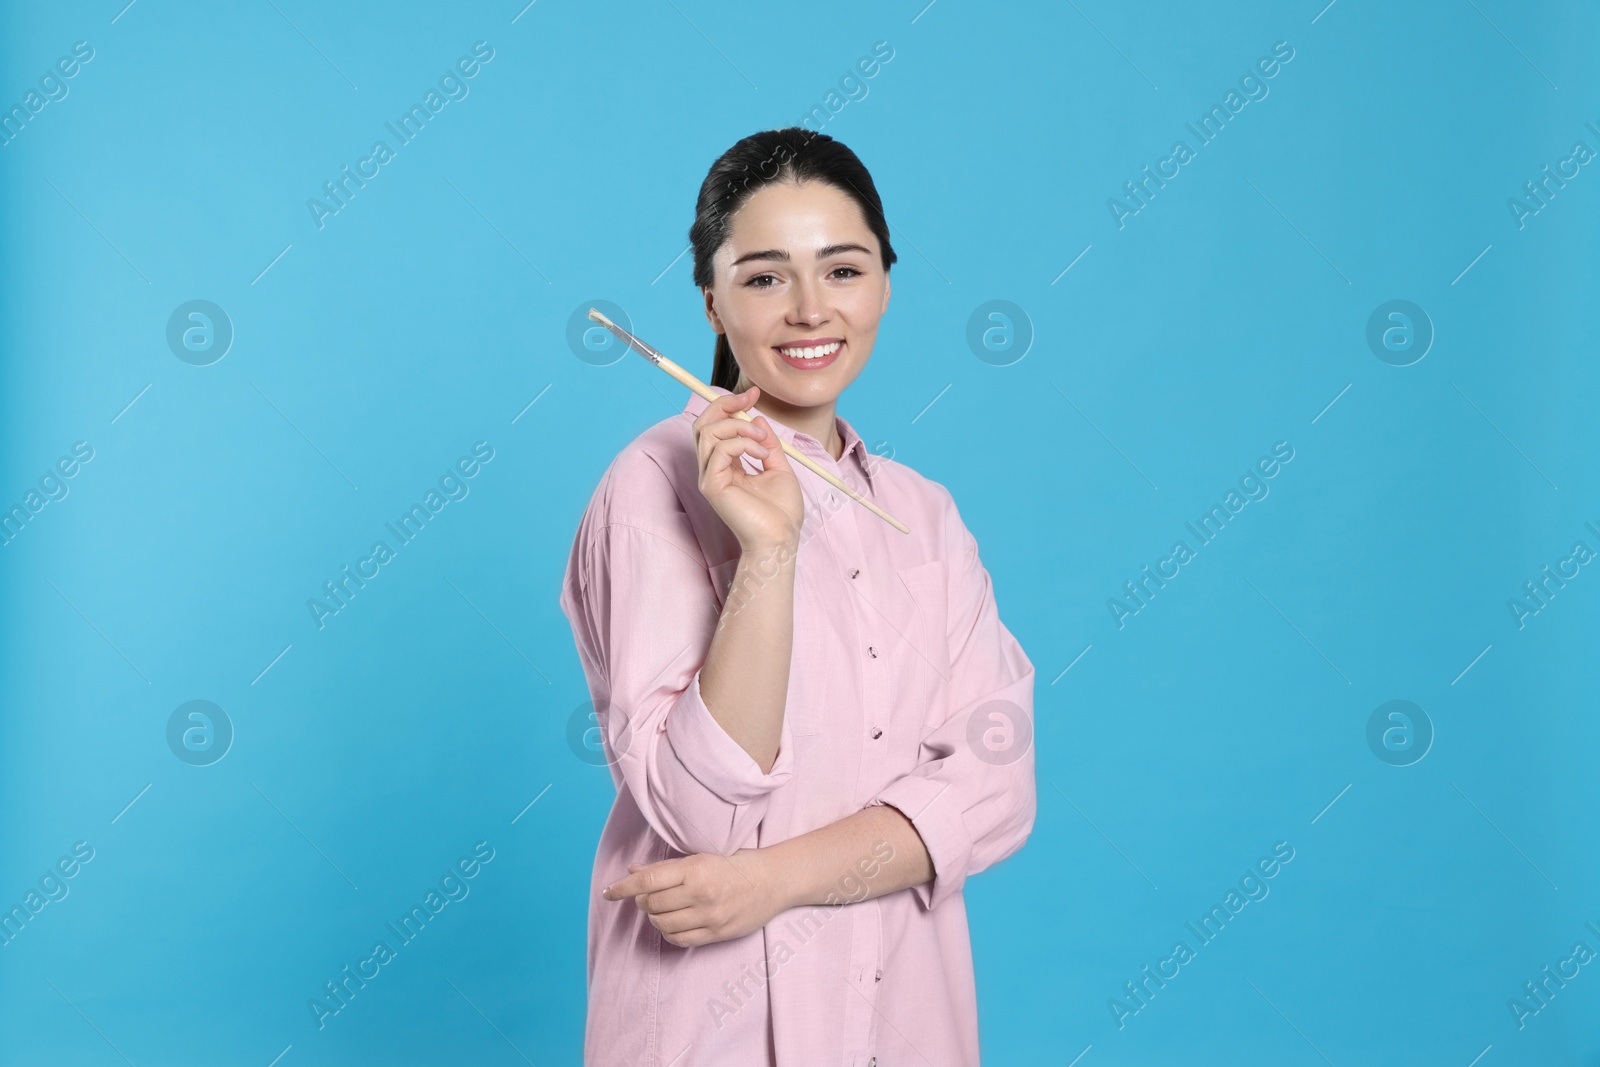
left=778, top=342, right=841, bottom=360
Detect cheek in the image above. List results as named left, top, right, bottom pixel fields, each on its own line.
left=718, top=289, right=783, bottom=347
left=720, top=292, right=787, bottom=358
left=840, top=286, right=887, bottom=330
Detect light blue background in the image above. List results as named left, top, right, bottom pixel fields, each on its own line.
left=2, top=1, right=1597, bottom=1064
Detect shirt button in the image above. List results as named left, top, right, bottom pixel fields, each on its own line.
left=875, top=969, right=883, bottom=982
left=868, top=1059, right=877, bottom=1067
left=867, top=646, right=877, bottom=658
left=849, top=568, right=860, bottom=579
left=869, top=727, right=883, bottom=739
left=829, top=492, right=838, bottom=505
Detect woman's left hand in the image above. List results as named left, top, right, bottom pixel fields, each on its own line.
left=601, top=849, right=786, bottom=949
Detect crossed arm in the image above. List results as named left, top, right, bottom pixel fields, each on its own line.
left=603, top=799, right=933, bottom=949
left=601, top=538, right=934, bottom=948
left=586, top=508, right=1037, bottom=947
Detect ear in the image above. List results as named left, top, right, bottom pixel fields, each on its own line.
left=880, top=271, right=891, bottom=315
left=702, top=286, right=725, bottom=334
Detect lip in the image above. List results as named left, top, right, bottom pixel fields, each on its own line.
left=774, top=338, right=845, bottom=371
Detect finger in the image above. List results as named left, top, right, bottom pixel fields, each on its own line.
left=604, top=861, right=687, bottom=900
left=717, top=417, right=789, bottom=479
left=693, top=415, right=767, bottom=468
left=694, top=405, right=766, bottom=473
left=723, top=384, right=759, bottom=410
left=658, top=924, right=717, bottom=949
left=699, top=416, right=768, bottom=444
left=708, top=437, right=771, bottom=482
left=748, top=417, right=792, bottom=472
left=713, top=435, right=770, bottom=464
left=692, top=386, right=757, bottom=437
left=647, top=907, right=706, bottom=936
left=638, top=884, right=697, bottom=914
left=702, top=435, right=772, bottom=483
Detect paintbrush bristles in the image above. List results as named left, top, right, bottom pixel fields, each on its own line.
left=589, top=310, right=664, bottom=366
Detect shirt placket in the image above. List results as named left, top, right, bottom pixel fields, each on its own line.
left=790, top=431, right=883, bottom=1065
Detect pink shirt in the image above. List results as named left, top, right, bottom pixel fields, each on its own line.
left=559, top=384, right=1036, bottom=1066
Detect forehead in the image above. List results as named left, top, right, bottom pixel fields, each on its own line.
left=723, top=180, right=878, bottom=256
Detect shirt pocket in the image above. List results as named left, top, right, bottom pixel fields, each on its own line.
left=894, top=558, right=952, bottom=729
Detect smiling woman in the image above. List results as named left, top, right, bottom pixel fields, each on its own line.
left=559, top=127, right=1036, bottom=1067
left=690, top=129, right=898, bottom=441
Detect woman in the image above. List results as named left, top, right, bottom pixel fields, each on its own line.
left=558, top=127, right=1036, bottom=1066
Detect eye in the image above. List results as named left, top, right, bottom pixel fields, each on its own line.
left=744, top=273, right=779, bottom=289
left=830, top=266, right=863, bottom=279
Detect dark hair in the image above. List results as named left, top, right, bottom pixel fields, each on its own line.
left=689, top=127, right=898, bottom=391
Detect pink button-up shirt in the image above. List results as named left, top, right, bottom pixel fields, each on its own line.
left=559, top=384, right=1036, bottom=1066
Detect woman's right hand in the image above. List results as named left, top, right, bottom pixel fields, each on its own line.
left=691, top=386, right=804, bottom=551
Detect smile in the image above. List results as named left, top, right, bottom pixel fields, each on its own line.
left=775, top=340, right=843, bottom=369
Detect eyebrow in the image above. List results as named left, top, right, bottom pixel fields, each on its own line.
left=730, top=243, right=874, bottom=267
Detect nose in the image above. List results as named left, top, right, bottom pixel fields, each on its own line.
left=786, top=276, right=828, bottom=329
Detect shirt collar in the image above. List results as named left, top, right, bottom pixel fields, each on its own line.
left=682, top=386, right=876, bottom=485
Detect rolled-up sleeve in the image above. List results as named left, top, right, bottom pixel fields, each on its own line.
left=870, top=493, right=1036, bottom=910
left=561, top=516, right=795, bottom=857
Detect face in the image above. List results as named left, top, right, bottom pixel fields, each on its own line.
left=702, top=179, right=891, bottom=415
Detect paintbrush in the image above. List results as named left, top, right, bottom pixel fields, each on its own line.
left=586, top=308, right=909, bottom=535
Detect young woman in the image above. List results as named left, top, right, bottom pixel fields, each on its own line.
left=559, top=127, right=1036, bottom=1066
